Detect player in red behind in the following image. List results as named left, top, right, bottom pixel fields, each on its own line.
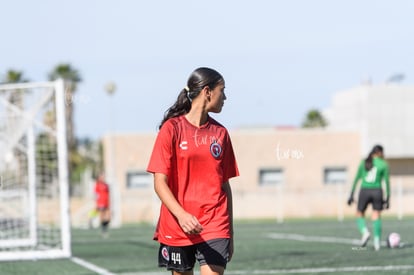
left=94, top=173, right=111, bottom=237
left=147, top=67, right=239, bottom=275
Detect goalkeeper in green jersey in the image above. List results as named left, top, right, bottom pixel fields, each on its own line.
left=347, top=145, right=390, bottom=251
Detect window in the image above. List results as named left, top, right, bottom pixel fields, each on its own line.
left=324, top=167, right=347, bottom=184
left=259, top=168, right=284, bottom=186
left=126, top=171, right=152, bottom=188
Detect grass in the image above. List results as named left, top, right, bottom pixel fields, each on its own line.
left=0, top=217, right=413, bottom=274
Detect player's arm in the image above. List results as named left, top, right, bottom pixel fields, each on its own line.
left=153, top=172, right=203, bottom=234
left=222, top=181, right=233, bottom=235
left=352, top=162, right=364, bottom=193
left=222, top=181, right=234, bottom=260
left=348, top=163, right=362, bottom=205
left=383, top=164, right=391, bottom=209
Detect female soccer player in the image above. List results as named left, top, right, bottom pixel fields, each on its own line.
left=347, top=145, right=390, bottom=251
left=147, top=67, right=239, bottom=275
left=94, top=173, right=111, bottom=237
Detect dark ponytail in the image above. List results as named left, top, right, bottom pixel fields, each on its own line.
left=158, top=67, right=224, bottom=129
left=158, top=89, right=192, bottom=129
left=364, top=144, right=384, bottom=171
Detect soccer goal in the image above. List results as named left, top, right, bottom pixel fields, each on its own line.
left=0, top=79, right=71, bottom=261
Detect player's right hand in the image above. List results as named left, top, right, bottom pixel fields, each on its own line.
left=347, top=196, right=354, bottom=206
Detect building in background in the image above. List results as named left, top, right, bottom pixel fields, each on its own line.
left=101, top=129, right=363, bottom=223
left=324, top=83, right=414, bottom=158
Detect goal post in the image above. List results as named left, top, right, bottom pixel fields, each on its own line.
left=0, top=79, right=71, bottom=261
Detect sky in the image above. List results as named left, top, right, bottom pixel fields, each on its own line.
left=1, top=0, right=414, bottom=140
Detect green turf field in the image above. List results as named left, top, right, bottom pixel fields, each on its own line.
left=0, top=217, right=413, bottom=275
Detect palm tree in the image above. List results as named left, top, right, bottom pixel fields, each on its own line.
left=302, top=109, right=328, bottom=128
left=48, top=63, right=82, bottom=151
left=2, top=70, right=28, bottom=108
left=3, top=70, right=28, bottom=83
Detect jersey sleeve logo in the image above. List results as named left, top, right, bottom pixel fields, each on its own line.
left=210, top=141, right=222, bottom=159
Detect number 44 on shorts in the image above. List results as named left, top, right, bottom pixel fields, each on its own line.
left=171, top=252, right=182, bottom=265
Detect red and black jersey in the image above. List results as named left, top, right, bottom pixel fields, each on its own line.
left=147, top=115, right=239, bottom=246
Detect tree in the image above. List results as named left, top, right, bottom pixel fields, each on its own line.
left=302, top=109, right=328, bottom=128
left=2, top=70, right=28, bottom=108
left=48, top=63, right=82, bottom=151
left=3, top=70, right=28, bottom=83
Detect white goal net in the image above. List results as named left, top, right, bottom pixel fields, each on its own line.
left=0, top=79, right=71, bottom=261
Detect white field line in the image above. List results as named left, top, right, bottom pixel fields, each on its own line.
left=122, top=265, right=414, bottom=275
left=267, top=232, right=394, bottom=247
left=71, top=257, right=117, bottom=275
left=266, top=232, right=362, bottom=245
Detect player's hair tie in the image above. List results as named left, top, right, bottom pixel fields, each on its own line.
left=184, top=86, right=192, bottom=102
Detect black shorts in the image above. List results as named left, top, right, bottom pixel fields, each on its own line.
left=357, top=188, right=383, bottom=212
left=158, top=238, right=230, bottom=272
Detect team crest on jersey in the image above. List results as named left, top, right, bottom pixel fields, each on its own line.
left=210, top=141, right=222, bottom=158
left=161, top=247, right=169, bottom=261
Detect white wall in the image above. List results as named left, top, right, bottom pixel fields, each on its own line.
left=325, top=84, right=414, bottom=157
